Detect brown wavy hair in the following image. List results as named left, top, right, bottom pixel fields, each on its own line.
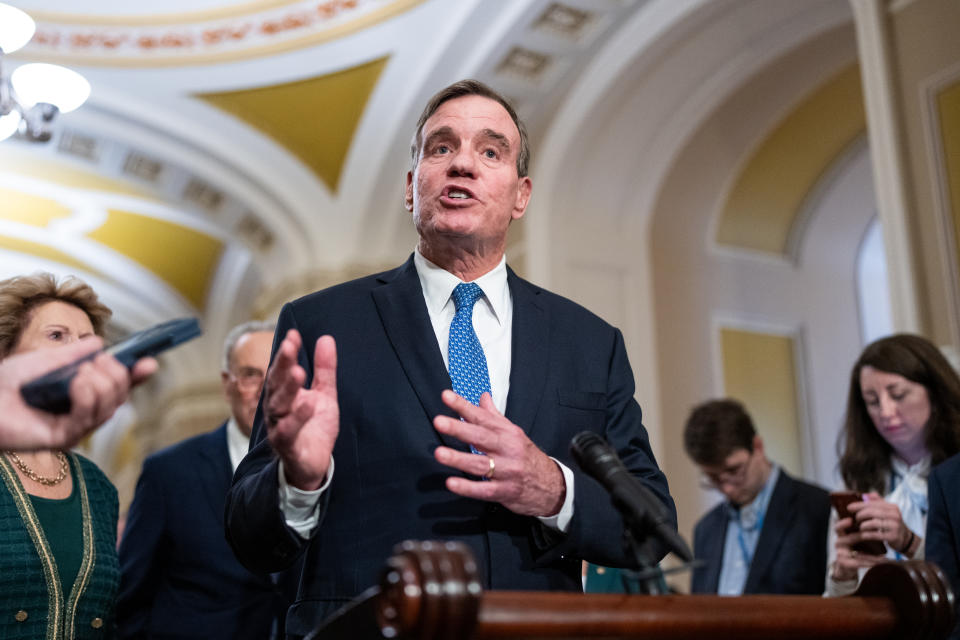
left=838, top=334, right=960, bottom=493
left=0, top=273, right=111, bottom=358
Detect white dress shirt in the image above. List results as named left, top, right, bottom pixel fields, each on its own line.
left=226, top=417, right=250, bottom=473
left=277, top=249, right=574, bottom=537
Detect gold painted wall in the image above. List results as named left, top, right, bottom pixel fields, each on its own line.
left=720, top=328, right=803, bottom=476
left=716, top=64, right=865, bottom=254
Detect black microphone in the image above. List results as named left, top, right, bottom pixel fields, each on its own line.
left=570, top=431, right=692, bottom=562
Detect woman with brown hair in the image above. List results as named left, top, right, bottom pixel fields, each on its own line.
left=0, top=272, right=124, bottom=639
left=827, top=333, right=960, bottom=595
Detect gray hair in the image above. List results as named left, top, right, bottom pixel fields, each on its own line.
left=221, top=321, right=275, bottom=372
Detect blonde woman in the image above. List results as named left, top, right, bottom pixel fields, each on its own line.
left=0, top=273, right=124, bottom=639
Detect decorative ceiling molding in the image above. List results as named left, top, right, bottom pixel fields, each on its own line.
left=18, top=0, right=423, bottom=66
left=474, top=0, right=641, bottom=120
left=26, top=0, right=306, bottom=25
left=0, top=140, right=237, bottom=314
left=532, top=3, right=594, bottom=38
left=3, top=113, right=293, bottom=261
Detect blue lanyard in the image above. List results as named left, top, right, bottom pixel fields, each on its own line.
left=734, top=507, right=766, bottom=567
left=732, top=474, right=773, bottom=567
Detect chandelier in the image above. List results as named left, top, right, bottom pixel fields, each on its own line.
left=0, top=2, right=91, bottom=142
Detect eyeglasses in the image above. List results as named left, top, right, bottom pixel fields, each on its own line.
left=698, top=451, right=753, bottom=490
left=228, top=367, right=265, bottom=391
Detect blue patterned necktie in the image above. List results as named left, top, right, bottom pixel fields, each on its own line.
left=447, top=282, right=491, bottom=455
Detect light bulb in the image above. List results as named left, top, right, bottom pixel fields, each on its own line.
left=0, top=3, right=36, bottom=54
left=11, top=63, right=91, bottom=113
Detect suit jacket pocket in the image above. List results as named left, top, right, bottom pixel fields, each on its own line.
left=556, top=389, right=605, bottom=410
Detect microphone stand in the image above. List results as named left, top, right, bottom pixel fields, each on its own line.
left=619, top=526, right=668, bottom=595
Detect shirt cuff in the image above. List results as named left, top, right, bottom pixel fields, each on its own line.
left=824, top=572, right=859, bottom=597
left=277, top=456, right=334, bottom=539
left=537, top=458, right=574, bottom=533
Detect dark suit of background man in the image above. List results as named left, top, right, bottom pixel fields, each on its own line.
left=926, top=451, right=960, bottom=639
left=685, top=399, right=830, bottom=595
left=225, top=79, right=678, bottom=639
left=117, top=321, right=290, bottom=639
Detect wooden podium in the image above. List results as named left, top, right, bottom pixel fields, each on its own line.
left=308, top=540, right=957, bottom=640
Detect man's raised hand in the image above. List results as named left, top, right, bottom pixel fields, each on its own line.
left=264, top=330, right=339, bottom=491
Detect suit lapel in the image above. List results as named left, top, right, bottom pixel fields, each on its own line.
left=196, top=423, right=233, bottom=521
left=744, top=471, right=792, bottom=593
left=372, top=257, right=461, bottom=449
left=702, top=507, right=727, bottom=592
left=504, top=269, right=549, bottom=438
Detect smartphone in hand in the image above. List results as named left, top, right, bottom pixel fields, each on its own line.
left=830, top=491, right=887, bottom=555
left=20, top=317, right=201, bottom=414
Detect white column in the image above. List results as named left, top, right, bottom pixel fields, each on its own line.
left=849, top=0, right=923, bottom=332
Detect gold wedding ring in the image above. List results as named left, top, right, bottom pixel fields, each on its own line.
left=484, top=456, right=496, bottom=480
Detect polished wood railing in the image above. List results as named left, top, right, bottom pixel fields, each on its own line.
left=309, top=540, right=956, bottom=640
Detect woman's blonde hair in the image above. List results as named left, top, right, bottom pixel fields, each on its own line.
left=0, top=273, right=111, bottom=357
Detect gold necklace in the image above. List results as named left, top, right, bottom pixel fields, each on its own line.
left=5, top=451, right=69, bottom=486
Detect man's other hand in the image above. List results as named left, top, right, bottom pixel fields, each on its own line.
left=433, top=390, right=565, bottom=517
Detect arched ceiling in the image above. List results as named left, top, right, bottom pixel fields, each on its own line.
left=2, top=0, right=650, bottom=387
left=0, top=0, right=868, bottom=393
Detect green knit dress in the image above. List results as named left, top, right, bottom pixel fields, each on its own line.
left=0, top=452, right=119, bottom=639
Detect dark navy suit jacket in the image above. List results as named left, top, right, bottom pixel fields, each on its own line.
left=691, top=469, right=829, bottom=595
left=225, top=256, right=677, bottom=638
left=927, top=453, right=960, bottom=639
left=118, top=424, right=289, bottom=639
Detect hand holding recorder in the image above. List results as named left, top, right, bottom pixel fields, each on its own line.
left=1, top=338, right=156, bottom=450
left=21, top=317, right=200, bottom=414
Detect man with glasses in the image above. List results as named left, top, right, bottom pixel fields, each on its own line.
left=118, top=321, right=292, bottom=639
left=684, top=398, right=829, bottom=595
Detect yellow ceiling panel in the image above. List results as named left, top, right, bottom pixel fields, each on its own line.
left=87, top=210, right=223, bottom=310
left=717, top=64, right=865, bottom=254
left=0, top=188, right=72, bottom=227
left=197, top=56, right=388, bottom=193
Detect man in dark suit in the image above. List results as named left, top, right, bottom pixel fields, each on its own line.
left=685, top=399, right=829, bottom=595
left=117, top=321, right=288, bottom=639
left=926, top=452, right=960, bottom=639
left=224, top=79, right=677, bottom=639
